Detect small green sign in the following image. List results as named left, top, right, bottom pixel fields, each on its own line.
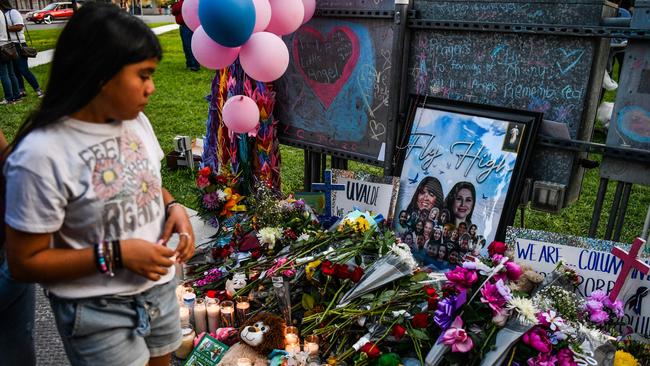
left=183, top=334, right=229, bottom=366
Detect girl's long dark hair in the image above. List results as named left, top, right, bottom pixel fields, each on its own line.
left=1, top=2, right=162, bottom=254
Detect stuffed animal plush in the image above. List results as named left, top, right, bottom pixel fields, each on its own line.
left=509, top=264, right=544, bottom=293
left=218, top=312, right=286, bottom=366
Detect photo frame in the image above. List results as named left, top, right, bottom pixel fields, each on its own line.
left=393, top=95, right=541, bottom=270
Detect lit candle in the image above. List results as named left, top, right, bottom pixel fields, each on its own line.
left=174, top=325, right=195, bottom=359
left=285, top=343, right=301, bottom=353
left=304, top=335, right=319, bottom=356
left=179, top=304, right=190, bottom=326
left=285, top=326, right=299, bottom=345
left=220, top=300, right=234, bottom=327
left=206, top=297, right=220, bottom=333
left=194, top=298, right=208, bottom=334
left=236, top=296, right=250, bottom=325
left=237, top=358, right=252, bottom=366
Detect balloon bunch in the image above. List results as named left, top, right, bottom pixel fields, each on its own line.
left=185, top=0, right=315, bottom=136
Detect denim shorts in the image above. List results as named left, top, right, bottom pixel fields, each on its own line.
left=49, top=278, right=181, bottom=366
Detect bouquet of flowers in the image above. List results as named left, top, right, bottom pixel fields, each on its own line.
left=195, top=166, right=245, bottom=224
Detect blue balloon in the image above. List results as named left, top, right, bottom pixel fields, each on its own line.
left=199, top=0, right=256, bottom=48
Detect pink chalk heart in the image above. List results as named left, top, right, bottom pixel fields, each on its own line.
left=617, top=106, right=650, bottom=143
left=292, top=26, right=359, bottom=109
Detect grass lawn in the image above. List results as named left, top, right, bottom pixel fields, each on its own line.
left=2, top=29, right=648, bottom=243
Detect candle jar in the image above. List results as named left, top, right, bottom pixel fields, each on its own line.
left=284, top=325, right=299, bottom=346
left=193, top=298, right=208, bottom=334
left=182, top=292, right=197, bottom=327
left=285, top=343, right=301, bottom=353
left=220, top=300, right=235, bottom=327
left=179, top=302, right=191, bottom=327
left=174, top=325, right=195, bottom=359
left=206, top=297, right=220, bottom=333
left=304, top=335, right=319, bottom=356
left=235, top=296, right=250, bottom=325
left=237, top=358, right=252, bottom=366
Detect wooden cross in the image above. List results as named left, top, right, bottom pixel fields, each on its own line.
left=311, top=170, right=345, bottom=216
left=610, top=237, right=650, bottom=302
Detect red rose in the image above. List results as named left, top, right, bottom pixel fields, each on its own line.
left=424, top=285, right=437, bottom=297
left=488, top=241, right=507, bottom=257
left=412, top=313, right=429, bottom=328
left=251, top=249, right=262, bottom=259
left=215, top=175, right=228, bottom=184
left=198, top=166, right=211, bottom=177
left=392, top=324, right=407, bottom=340
left=350, top=266, right=364, bottom=283
left=321, top=261, right=335, bottom=276
left=427, top=295, right=439, bottom=310
left=360, top=342, right=381, bottom=358
left=334, top=264, right=351, bottom=279
left=283, top=229, right=297, bottom=241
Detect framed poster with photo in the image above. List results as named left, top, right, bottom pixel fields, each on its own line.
left=393, top=96, right=541, bottom=270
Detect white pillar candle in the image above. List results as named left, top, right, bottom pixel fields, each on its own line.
left=179, top=305, right=190, bottom=326
left=175, top=285, right=185, bottom=304
left=285, top=343, right=301, bottom=353
left=194, top=298, right=208, bottom=334
left=236, top=296, right=250, bottom=325
left=285, top=333, right=299, bottom=345
left=304, top=335, right=319, bottom=356
left=174, top=326, right=195, bottom=359
left=206, top=298, right=220, bottom=333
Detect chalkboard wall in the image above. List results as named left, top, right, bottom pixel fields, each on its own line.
left=413, top=0, right=613, bottom=25
left=276, top=16, right=396, bottom=163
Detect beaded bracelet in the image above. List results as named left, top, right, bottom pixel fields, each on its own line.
left=95, top=241, right=109, bottom=275
left=95, top=241, right=115, bottom=277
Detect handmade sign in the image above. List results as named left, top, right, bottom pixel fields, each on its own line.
left=311, top=170, right=345, bottom=216
left=183, top=333, right=229, bottom=365
left=330, top=169, right=400, bottom=220
left=394, top=96, right=540, bottom=270
left=506, top=227, right=650, bottom=337
left=294, top=192, right=326, bottom=215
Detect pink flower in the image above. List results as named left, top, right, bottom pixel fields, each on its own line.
left=588, top=290, right=608, bottom=302
left=120, top=129, right=146, bottom=162
left=440, top=316, right=474, bottom=353
left=589, top=309, right=610, bottom=325
left=505, top=261, right=523, bottom=281
left=557, top=347, right=578, bottom=366
left=522, top=326, right=552, bottom=353
left=584, top=299, right=604, bottom=312
left=92, top=158, right=124, bottom=200
left=196, top=175, right=210, bottom=189
left=492, top=308, right=509, bottom=326
left=527, top=353, right=558, bottom=366
left=445, top=267, right=478, bottom=291
left=134, top=169, right=160, bottom=208
left=604, top=298, right=624, bottom=318
left=480, top=281, right=507, bottom=313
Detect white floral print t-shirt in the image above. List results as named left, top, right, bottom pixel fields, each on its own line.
left=4, top=113, right=174, bottom=298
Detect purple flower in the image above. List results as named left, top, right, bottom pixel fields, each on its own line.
left=527, top=353, right=558, bottom=366
left=557, top=347, right=578, bottom=366
left=203, top=191, right=220, bottom=209
left=589, top=309, right=610, bottom=325
left=522, top=326, right=552, bottom=353
left=584, top=299, right=604, bottom=312
left=604, top=298, right=624, bottom=318
left=588, top=290, right=608, bottom=302
left=495, top=279, right=513, bottom=301
left=480, top=281, right=507, bottom=313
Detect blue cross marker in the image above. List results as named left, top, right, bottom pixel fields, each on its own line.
left=311, top=170, right=345, bottom=216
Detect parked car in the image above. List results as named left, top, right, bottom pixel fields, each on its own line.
left=26, top=1, right=84, bottom=24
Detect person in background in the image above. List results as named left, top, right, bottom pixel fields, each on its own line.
left=3, top=4, right=195, bottom=365
left=0, top=8, right=20, bottom=105
left=0, top=0, right=43, bottom=99
left=0, top=127, right=36, bottom=366
left=171, top=0, right=200, bottom=71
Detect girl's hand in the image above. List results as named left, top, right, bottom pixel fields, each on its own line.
left=121, top=239, right=175, bottom=281
left=161, top=204, right=195, bottom=263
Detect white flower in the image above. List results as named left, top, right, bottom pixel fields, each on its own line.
left=507, top=297, right=539, bottom=325
left=257, top=227, right=282, bottom=249
left=541, top=310, right=565, bottom=331
left=389, top=242, right=418, bottom=272
left=216, top=189, right=227, bottom=201
left=297, top=233, right=310, bottom=242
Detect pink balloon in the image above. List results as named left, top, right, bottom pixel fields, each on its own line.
left=301, top=0, right=316, bottom=24
left=222, top=95, right=260, bottom=136
left=182, top=0, right=201, bottom=31
left=265, top=0, right=304, bottom=35
left=191, top=26, right=240, bottom=70
left=252, top=0, right=271, bottom=33
left=240, top=32, right=289, bottom=82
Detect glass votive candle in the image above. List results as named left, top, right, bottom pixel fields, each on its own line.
left=237, top=358, right=252, bottom=366
left=303, top=335, right=319, bottom=356
left=206, top=297, right=220, bottom=333
left=236, top=296, right=250, bottom=325
left=220, top=300, right=235, bottom=327
left=285, top=326, right=299, bottom=345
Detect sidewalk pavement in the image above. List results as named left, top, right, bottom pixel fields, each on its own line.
left=28, top=24, right=179, bottom=69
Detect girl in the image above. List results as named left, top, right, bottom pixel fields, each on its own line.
left=0, top=4, right=19, bottom=105
left=3, top=4, right=194, bottom=366
left=445, top=181, right=476, bottom=227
